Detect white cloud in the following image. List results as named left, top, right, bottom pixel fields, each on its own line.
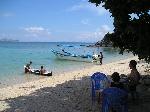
left=78, top=32, right=93, bottom=39
left=101, top=25, right=111, bottom=32
left=24, top=27, right=47, bottom=33
left=77, top=25, right=112, bottom=42
left=81, top=19, right=90, bottom=25
left=23, top=26, right=51, bottom=37
left=68, top=1, right=106, bottom=16
left=0, top=12, right=14, bottom=17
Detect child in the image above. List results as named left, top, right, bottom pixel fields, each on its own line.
left=110, top=72, right=124, bottom=90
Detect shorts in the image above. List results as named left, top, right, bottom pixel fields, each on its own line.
left=129, top=84, right=137, bottom=91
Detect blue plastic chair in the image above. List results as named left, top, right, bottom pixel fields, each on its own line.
left=91, top=72, right=109, bottom=102
left=102, top=87, right=128, bottom=112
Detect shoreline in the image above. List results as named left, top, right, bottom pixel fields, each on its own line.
left=0, top=56, right=149, bottom=111
left=0, top=54, right=134, bottom=89
left=0, top=56, right=141, bottom=98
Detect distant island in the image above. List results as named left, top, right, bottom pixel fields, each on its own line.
left=0, top=38, right=19, bottom=42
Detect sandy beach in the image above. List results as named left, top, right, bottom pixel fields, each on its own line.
left=0, top=56, right=150, bottom=112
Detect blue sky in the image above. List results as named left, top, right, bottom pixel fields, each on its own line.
left=0, top=0, right=113, bottom=42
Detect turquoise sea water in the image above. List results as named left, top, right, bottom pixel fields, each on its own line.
left=0, top=42, right=133, bottom=87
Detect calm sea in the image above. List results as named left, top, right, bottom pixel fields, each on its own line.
left=0, top=42, right=133, bottom=87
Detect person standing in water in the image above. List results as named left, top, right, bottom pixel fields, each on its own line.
left=24, top=61, right=32, bottom=73
left=99, top=52, right=103, bottom=65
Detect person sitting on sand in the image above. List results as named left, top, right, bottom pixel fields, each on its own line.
left=40, top=66, right=47, bottom=75
left=110, top=72, right=124, bottom=90
left=24, top=61, right=32, bottom=73
left=127, top=60, right=141, bottom=101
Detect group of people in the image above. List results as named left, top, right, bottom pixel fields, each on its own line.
left=110, top=60, right=141, bottom=101
left=96, top=52, right=140, bottom=101
left=24, top=61, right=48, bottom=75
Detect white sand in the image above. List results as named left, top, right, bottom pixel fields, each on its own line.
left=0, top=56, right=149, bottom=112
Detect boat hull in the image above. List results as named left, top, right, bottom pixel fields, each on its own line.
left=52, top=50, right=99, bottom=63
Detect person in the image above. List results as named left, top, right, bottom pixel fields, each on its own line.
left=110, top=72, right=124, bottom=90
left=62, top=49, right=68, bottom=53
left=92, top=52, right=97, bottom=62
left=99, top=52, right=103, bottom=65
left=127, top=60, right=141, bottom=101
left=24, top=61, right=32, bottom=73
left=110, top=72, right=127, bottom=112
left=40, top=66, right=47, bottom=75
left=62, top=49, right=65, bottom=52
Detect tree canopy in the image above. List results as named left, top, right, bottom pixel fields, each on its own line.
left=89, top=0, right=150, bottom=62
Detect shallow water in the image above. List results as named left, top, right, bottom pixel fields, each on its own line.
left=0, top=42, right=133, bottom=87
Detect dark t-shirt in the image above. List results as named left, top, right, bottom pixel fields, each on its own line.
left=110, top=82, right=124, bottom=90
left=98, top=54, right=103, bottom=59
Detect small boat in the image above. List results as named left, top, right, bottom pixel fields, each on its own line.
left=30, top=69, right=52, bottom=76
left=57, top=44, right=74, bottom=47
left=51, top=49, right=99, bottom=63
left=24, top=66, right=52, bottom=76
left=80, top=44, right=86, bottom=46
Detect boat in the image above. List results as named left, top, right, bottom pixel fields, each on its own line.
left=57, top=44, right=74, bottom=47
left=30, top=69, right=52, bottom=76
left=24, top=66, right=52, bottom=76
left=51, top=49, right=100, bottom=63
